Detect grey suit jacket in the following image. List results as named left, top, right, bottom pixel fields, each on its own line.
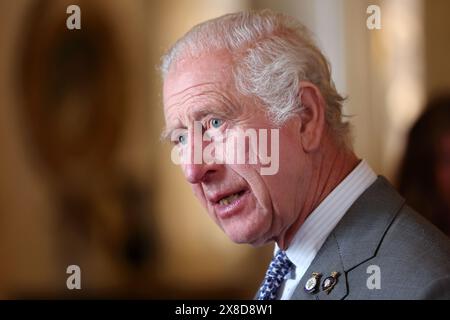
left=271, top=176, right=450, bottom=300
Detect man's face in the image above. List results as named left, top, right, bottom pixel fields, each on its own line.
left=163, top=50, right=310, bottom=246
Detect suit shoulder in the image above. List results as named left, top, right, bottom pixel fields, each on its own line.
left=376, top=204, right=450, bottom=278
left=384, top=205, right=450, bottom=258
left=346, top=205, right=450, bottom=299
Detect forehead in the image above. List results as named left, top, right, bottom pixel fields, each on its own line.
left=163, top=50, right=236, bottom=115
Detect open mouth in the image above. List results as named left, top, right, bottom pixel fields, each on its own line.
left=211, top=188, right=251, bottom=219
left=217, top=190, right=247, bottom=206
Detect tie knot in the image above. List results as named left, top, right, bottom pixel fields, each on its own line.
left=272, top=250, right=292, bottom=269
left=267, top=250, right=293, bottom=279
left=257, top=250, right=293, bottom=300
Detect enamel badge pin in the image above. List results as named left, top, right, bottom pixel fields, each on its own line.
left=322, top=271, right=340, bottom=294
left=304, top=272, right=321, bottom=294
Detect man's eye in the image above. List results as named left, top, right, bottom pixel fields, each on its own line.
left=209, top=118, right=223, bottom=129
left=178, top=134, right=187, bottom=145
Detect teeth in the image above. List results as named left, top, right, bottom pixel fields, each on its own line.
left=219, top=193, right=241, bottom=205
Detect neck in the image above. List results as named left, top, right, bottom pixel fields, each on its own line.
left=277, top=139, right=359, bottom=250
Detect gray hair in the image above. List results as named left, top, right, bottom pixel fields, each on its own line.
left=161, top=9, right=351, bottom=147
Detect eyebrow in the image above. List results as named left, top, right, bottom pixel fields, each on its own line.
left=191, top=105, right=234, bottom=121
left=160, top=125, right=180, bottom=142
left=161, top=103, right=238, bottom=142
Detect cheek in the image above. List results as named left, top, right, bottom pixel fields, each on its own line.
left=191, top=184, right=223, bottom=225
left=191, top=185, right=207, bottom=207
left=261, top=167, right=302, bottom=221
left=231, top=164, right=273, bottom=213
left=271, top=145, right=305, bottom=212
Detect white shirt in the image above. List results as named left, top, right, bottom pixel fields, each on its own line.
left=275, top=160, right=377, bottom=300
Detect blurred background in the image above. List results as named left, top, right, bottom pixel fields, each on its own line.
left=0, top=0, right=449, bottom=299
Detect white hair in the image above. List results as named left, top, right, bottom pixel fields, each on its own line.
left=161, top=9, right=351, bottom=147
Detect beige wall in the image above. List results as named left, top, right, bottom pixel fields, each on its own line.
left=425, top=0, right=450, bottom=97
left=0, top=0, right=58, bottom=296
left=0, top=0, right=153, bottom=296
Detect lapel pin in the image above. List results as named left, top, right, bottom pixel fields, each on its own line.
left=304, top=272, right=321, bottom=294
left=322, top=271, right=340, bottom=294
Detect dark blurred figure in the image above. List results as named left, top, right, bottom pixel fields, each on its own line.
left=398, top=94, right=450, bottom=236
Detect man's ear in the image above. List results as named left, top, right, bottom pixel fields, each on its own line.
left=298, top=81, right=326, bottom=152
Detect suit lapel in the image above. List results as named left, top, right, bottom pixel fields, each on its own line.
left=291, top=233, right=347, bottom=300
left=291, top=176, right=405, bottom=300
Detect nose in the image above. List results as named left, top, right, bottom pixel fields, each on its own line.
left=182, top=130, right=222, bottom=184
left=183, top=163, right=219, bottom=184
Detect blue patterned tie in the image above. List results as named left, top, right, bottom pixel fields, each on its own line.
left=257, top=250, right=293, bottom=300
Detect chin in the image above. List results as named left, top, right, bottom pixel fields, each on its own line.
left=223, top=224, right=271, bottom=246
left=215, top=205, right=273, bottom=245
left=227, top=234, right=257, bottom=245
